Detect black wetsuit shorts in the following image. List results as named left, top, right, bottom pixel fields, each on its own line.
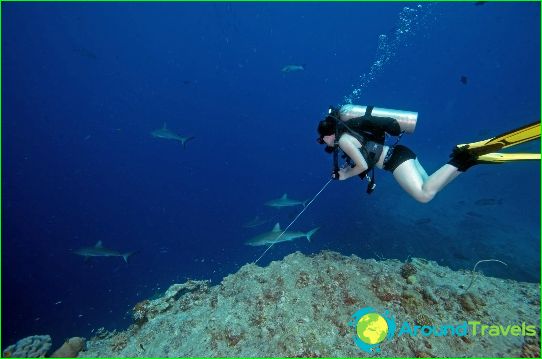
left=383, top=145, right=417, bottom=173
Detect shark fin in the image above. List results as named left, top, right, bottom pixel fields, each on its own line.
left=122, top=252, right=134, bottom=263
left=306, top=227, right=319, bottom=242
left=272, top=223, right=281, bottom=232
left=95, top=241, right=103, bottom=248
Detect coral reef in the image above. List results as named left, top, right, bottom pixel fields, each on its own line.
left=401, top=262, right=417, bottom=278
left=131, top=280, right=211, bottom=326
left=79, top=251, right=540, bottom=357
left=3, top=335, right=52, bottom=358
left=50, top=337, right=86, bottom=358
left=521, top=328, right=540, bottom=358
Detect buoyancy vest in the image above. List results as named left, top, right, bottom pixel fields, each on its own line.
left=335, top=105, right=417, bottom=166
left=330, top=105, right=418, bottom=193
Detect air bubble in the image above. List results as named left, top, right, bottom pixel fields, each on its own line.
left=343, top=4, right=434, bottom=104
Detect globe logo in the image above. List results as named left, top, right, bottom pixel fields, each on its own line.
left=357, top=313, right=388, bottom=344
left=349, top=307, right=396, bottom=353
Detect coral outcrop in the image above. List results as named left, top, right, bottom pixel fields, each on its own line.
left=3, top=335, right=52, bottom=358
left=50, top=337, right=86, bottom=358
left=78, top=251, right=540, bottom=357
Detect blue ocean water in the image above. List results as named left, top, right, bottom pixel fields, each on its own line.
left=2, top=1, right=540, bottom=350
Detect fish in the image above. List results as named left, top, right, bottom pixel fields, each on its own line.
left=73, top=46, right=97, bottom=60
left=242, top=215, right=269, bottom=228
left=474, top=198, right=503, bottom=206
left=151, top=123, right=195, bottom=148
left=245, top=223, right=319, bottom=246
left=460, top=75, right=468, bottom=85
left=414, top=218, right=432, bottom=225
left=265, top=193, right=307, bottom=209
left=452, top=250, right=469, bottom=260
left=466, top=211, right=484, bottom=218
left=281, top=64, right=305, bottom=73
left=74, top=241, right=134, bottom=262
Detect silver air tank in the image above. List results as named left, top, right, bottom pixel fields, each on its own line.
left=339, top=104, right=418, bottom=134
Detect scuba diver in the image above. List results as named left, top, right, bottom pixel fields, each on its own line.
left=317, top=104, right=540, bottom=203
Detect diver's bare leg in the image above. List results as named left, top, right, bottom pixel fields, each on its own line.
left=392, top=159, right=460, bottom=203
left=414, top=158, right=429, bottom=181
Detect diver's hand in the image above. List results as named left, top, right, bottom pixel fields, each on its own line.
left=332, top=168, right=348, bottom=180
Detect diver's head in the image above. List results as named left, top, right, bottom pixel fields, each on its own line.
left=317, top=109, right=339, bottom=150
left=317, top=116, right=336, bottom=136
left=317, top=106, right=341, bottom=136
left=317, top=113, right=336, bottom=137
left=317, top=106, right=343, bottom=153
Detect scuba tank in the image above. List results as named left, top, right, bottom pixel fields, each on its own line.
left=339, top=104, right=418, bottom=134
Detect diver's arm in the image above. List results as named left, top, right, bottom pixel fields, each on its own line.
left=338, top=136, right=368, bottom=180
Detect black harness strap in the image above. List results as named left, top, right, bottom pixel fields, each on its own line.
left=383, top=131, right=405, bottom=166
left=332, top=144, right=340, bottom=178
left=364, top=105, right=375, bottom=117
left=361, top=140, right=383, bottom=169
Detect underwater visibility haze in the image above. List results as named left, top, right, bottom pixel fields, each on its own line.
left=2, top=1, right=540, bottom=356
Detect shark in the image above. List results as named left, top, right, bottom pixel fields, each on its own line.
left=242, top=215, right=269, bottom=228
left=265, top=193, right=307, bottom=209
left=151, top=123, right=195, bottom=148
left=74, top=241, right=134, bottom=262
left=281, top=64, right=305, bottom=73
left=245, top=223, right=319, bottom=246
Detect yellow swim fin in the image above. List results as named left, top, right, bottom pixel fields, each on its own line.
left=456, top=121, right=540, bottom=156
left=450, top=121, right=540, bottom=170
left=477, top=152, right=541, bottom=164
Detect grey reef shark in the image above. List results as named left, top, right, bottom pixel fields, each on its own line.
left=242, top=215, right=269, bottom=228
left=245, top=223, right=319, bottom=246
left=281, top=64, right=305, bottom=73
left=74, top=241, right=134, bottom=262
left=265, top=193, right=308, bottom=209
left=151, top=123, right=195, bottom=148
